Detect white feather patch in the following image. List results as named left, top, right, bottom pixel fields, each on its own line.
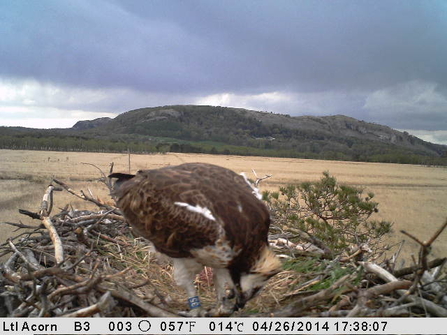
left=175, top=202, right=216, bottom=221
left=240, top=172, right=262, bottom=200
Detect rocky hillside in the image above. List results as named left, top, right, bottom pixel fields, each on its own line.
left=72, top=117, right=112, bottom=130
left=84, top=105, right=445, bottom=158
left=1, top=105, right=446, bottom=164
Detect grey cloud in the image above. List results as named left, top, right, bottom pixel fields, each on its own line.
left=1, top=0, right=447, bottom=134
left=2, top=0, right=447, bottom=94
left=363, top=80, right=447, bottom=130
left=402, top=130, right=447, bottom=146
left=1, top=0, right=224, bottom=92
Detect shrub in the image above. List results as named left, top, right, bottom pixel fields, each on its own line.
left=264, top=171, right=392, bottom=260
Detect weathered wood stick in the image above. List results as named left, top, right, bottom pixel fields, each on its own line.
left=63, top=291, right=114, bottom=317
left=8, top=240, right=42, bottom=271
left=360, top=261, right=447, bottom=317
left=38, top=185, right=64, bottom=264
left=41, top=216, right=64, bottom=264
left=96, top=282, right=178, bottom=317
left=268, top=273, right=354, bottom=317
left=393, top=258, right=446, bottom=277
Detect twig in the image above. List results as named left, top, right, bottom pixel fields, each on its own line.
left=368, top=302, right=417, bottom=317
left=1, top=221, right=43, bottom=230
left=18, top=266, right=78, bottom=282
left=251, top=169, right=273, bottom=187
left=390, top=240, right=405, bottom=273
left=81, top=162, right=108, bottom=181
left=53, top=178, right=118, bottom=213
left=41, top=216, right=64, bottom=265
left=1, top=252, right=22, bottom=283
left=397, top=219, right=447, bottom=303
left=48, top=276, right=102, bottom=301
left=18, top=185, right=65, bottom=264
left=366, top=280, right=412, bottom=297
left=18, top=209, right=41, bottom=220
left=266, top=273, right=355, bottom=317
left=40, top=185, right=62, bottom=217
left=360, top=261, right=447, bottom=317
left=41, top=186, right=65, bottom=264
left=104, top=267, right=132, bottom=279
left=393, top=258, right=446, bottom=278
left=66, top=211, right=124, bottom=226
left=62, top=291, right=114, bottom=317
left=96, top=282, right=178, bottom=317
left=283, top=275, right=324, bottom=298
left=346, top=281, right=412, bottom=317
left=426, top=218, right=447, bottom=246
left=8, top=240, right=42, bottom=271
left=361, top=262, right=398, bottom=283
left=89, top=230, right=131, bottom=247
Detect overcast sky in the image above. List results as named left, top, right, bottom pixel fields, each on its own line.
left=1, top=0, right=447, bottom=144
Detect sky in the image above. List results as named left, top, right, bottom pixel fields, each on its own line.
left=1, top=0, right=447, bottom=145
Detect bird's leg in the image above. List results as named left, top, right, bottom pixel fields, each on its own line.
left=172, top=258, right=208, bottom=317
left=211, top=268, right=237, bottom=316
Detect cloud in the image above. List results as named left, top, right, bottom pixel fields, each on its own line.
left=0, top=1, right=446, bottom=140
left=363, top=80, right=447, bottom=130
left=401, top=129, right=447, bottom=146
left=196, top=92, right=295, bottom=112
left=0, top=104, right=117, bottom=129
left=0, top=79, right=126, bottom=128
left=2, top=0, right=447, bottom=94
left=0, top=116, right=91, bottom=129
left=196, top=89, right=367, bottom=117
left=3, top=77, right=447, bottom=143
left=0, top=0, right=236, bottom=94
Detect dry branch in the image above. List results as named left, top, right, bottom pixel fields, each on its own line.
left=251, top=169, right=273, bottom=187
left=41, top=216, right=64, bottom=264
left=62, top=291, right=114, bottom=317
left=268, top=273, right=355, bottom=317
left=17, top=184, right=65, bottom=264
left=96, top=282, right=178, bottom=317
left=361, top=261, right=447, bottom=317
left=52, top=178, right=118, bottom=213
left=40, top=185, right=65, bottom=264
left=393, top=258, right=446, bottom=278
left=7, top=240, right=42, bottom=271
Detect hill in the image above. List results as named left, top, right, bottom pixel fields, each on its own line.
left=72, top=117, right=112, bottom=130
left=0, top=105, right=446, bottom=165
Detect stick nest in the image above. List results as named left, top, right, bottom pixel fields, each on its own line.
left=0, top=173, right=446, bottom=318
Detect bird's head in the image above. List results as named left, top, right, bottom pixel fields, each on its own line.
left=109, top=172, right=135, bottom=191
left=236, top=247, right=282, bottom=308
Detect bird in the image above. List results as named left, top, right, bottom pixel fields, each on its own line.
left=109, top=162, right=281, bottom=316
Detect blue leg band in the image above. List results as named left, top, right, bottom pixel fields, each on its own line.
left=188, top=296, right=201, bottom=309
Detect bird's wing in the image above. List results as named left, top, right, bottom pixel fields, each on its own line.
left=176, top=163, right=272, bottom=275
left=114, top=163, right=270, bottom=261
left=174, top=163, right=271, bottom=250
left=114, top=166, right=221, bottom=258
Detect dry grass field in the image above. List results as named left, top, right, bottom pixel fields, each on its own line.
left=1, top=149, right=446, bottom=263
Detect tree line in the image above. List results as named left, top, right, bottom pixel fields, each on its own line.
left=1, top=132, right=446, bottom=166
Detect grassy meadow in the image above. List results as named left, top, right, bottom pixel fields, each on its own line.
left=1, top=149, right=446, bottom=263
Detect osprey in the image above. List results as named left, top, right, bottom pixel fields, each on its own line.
left=109, top=163, right=281, bottom=316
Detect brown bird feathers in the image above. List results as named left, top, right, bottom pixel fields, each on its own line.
left=110, top=162, right=281, bottom=316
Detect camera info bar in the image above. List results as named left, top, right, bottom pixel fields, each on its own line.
left=1, top=317, right=446, bottom=334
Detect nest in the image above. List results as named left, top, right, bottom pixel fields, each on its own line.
left=1, top=175, right=446, bottom=318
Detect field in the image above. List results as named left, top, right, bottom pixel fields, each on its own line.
left=1, top=149, right=446, bottom=263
